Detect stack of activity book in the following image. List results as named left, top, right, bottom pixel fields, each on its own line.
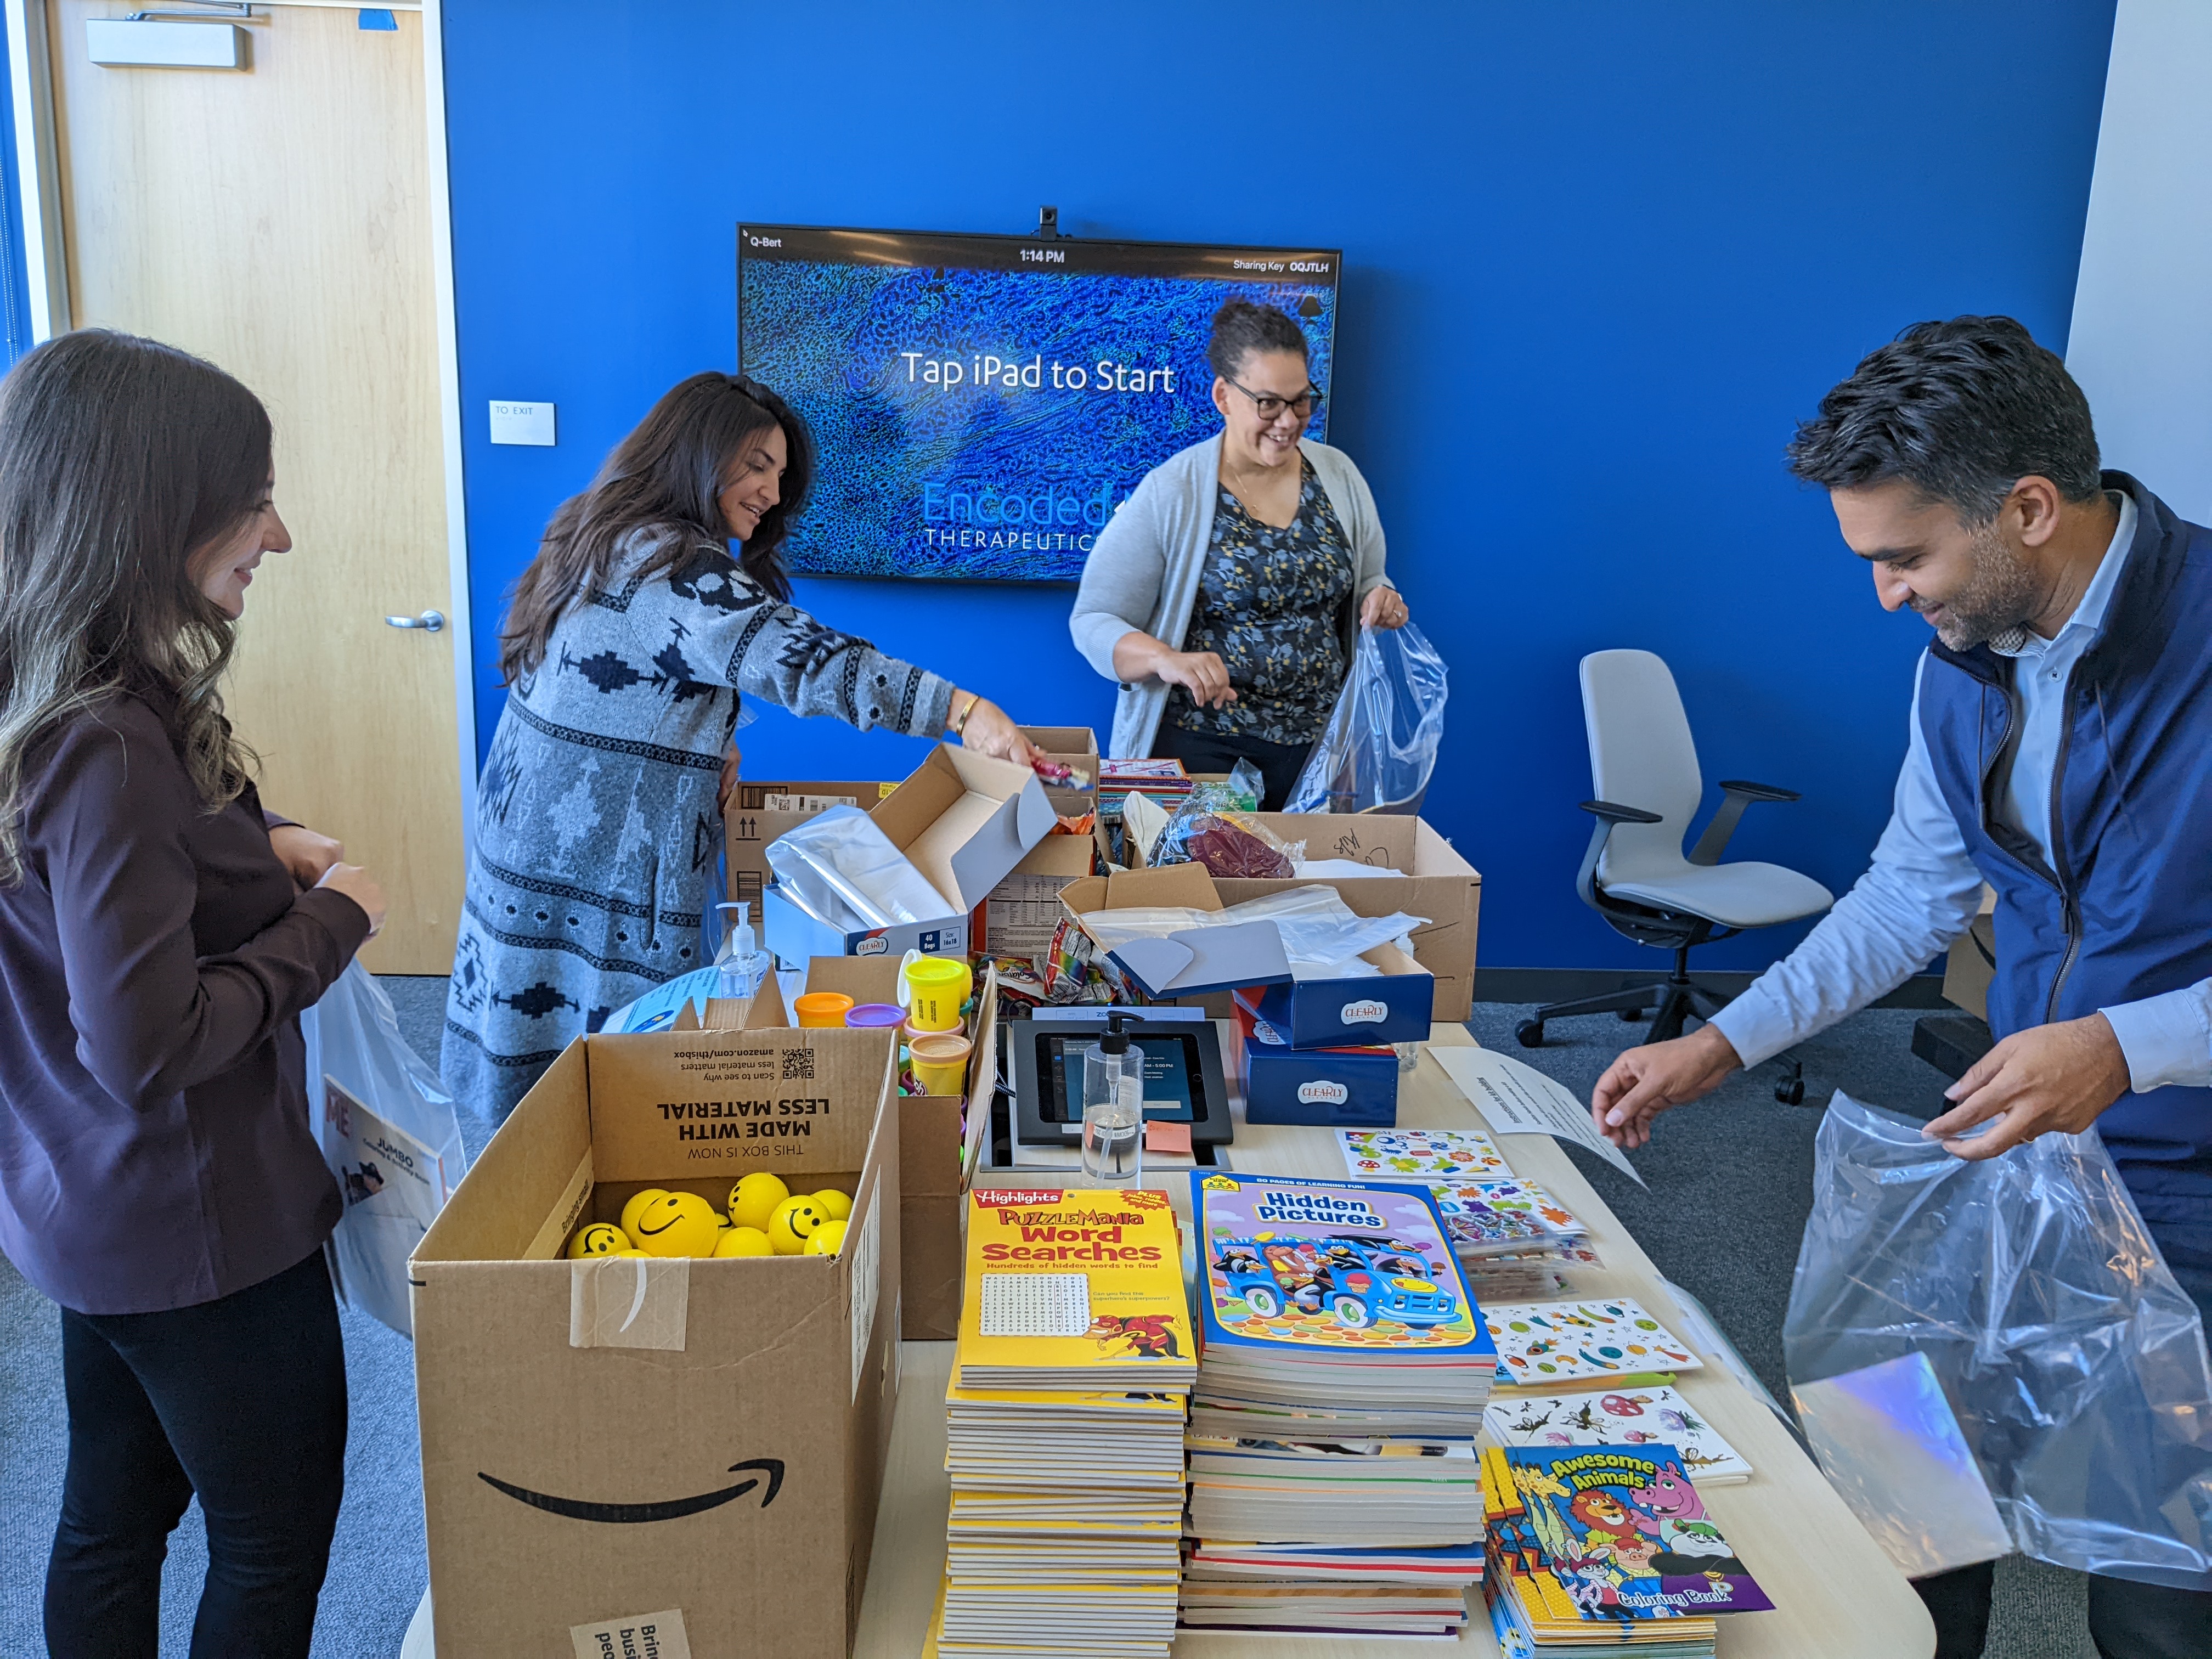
left=1179, top=1172, right=1497, bottom=1640
left=1338, top=1128, right=1600, bottom=1300
left=1483, top=1442, right=1773, bottom=1653
left=934, top=1187, right=1197, bottom=1659
left=1096, top=755, right=1193, bottom=820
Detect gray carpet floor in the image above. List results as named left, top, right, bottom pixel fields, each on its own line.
left=0, top=979, right=2094, bottom=1656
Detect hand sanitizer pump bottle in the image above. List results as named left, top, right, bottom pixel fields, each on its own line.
left=713, top=901, right=766, bottom=1018
left=1081, top=1010, right=1143, bottom=1186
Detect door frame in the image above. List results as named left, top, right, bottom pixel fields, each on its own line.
left=4, top=0, right=478, bottom=866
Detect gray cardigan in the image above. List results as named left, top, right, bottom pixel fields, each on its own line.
left=1069, top=435, right=1393, bottom=759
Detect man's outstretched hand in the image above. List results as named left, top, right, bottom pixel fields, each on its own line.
left=1920, top=1013, right=2130, bottom=1160
left=1589, top=1024, right=1744, bottom=1149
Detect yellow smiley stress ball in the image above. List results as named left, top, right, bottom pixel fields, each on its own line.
left=630, top=1190, right=723, bottom=1258
left=803, top=1218, right=849, bottom=1256
left=727, top=1172, right=790, bottom=1233
left=567, top=1222, right=629, bottom=1259
left=811, top=1188, right=853, bottom=1222
left=713, top=1226, right=774, bottom=1259
left=768, top=1194, right=827, bottom=1256
left=619, top=1188, right=670, bottom=1240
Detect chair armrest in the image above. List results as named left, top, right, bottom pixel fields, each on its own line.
left=1690, top=780, right=1802, bottom=866
left=1581, top=800, right=1664, bottom=826
left=1714, top=779, right=1801, bottom=803
left=1576, top=801, right=1662, bottom=910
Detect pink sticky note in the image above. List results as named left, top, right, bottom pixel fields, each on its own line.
left=1145, top=1120, right=1193, bottom=1155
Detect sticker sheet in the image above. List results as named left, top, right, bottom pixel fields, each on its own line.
left=1482, top=1299, right=1702, bottom=1386
left=1338, top=1127, right=1513, bottom=1181
left=1483, top=1385, right=1751, bottom=1482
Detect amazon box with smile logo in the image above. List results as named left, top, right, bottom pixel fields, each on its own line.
left=411, top=1024, right=901, bottom=1659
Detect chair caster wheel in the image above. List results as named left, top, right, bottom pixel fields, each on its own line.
left=1515, top=1020, right=1545, bottom=1049
left=1776, top=1079, right=1806, bottom=1105
left=1618, top=1007, right=1646, bottom=1023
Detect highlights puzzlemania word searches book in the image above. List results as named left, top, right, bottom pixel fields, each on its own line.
left=953, top=1187, right=1195, bottom=1391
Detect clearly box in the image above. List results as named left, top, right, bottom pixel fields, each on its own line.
left=1234, top=1002, right=1401, bottom=1126
left=1248, top=940, right=1434, bottom=1048
left=763, top=746, right=1054, bottom=966
left=1211, top=813, right=1480, bottom=1022
left=724, top=778, right=898, bottom=956
left=411, top=1025, right=900, bottom=1659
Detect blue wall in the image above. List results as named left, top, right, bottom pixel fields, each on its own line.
left=441, top=1, right=2116, bottom=972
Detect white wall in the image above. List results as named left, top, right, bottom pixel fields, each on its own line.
left=2068, top=0, right=2212, bottom=524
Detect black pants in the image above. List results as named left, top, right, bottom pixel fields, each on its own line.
left=1914, top=1224, right=2212, bottom=1658
left=46, top=1248, right=348, bottom=1659
left=1151, top=723, right=1313, bottom=812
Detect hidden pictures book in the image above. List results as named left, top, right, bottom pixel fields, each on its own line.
left=1190, top=1172, right=1496, bottom=1358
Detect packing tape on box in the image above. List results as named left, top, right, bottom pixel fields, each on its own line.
left=570, top=1606, right=691, bottom=1659
left=569, top=1255, right=689, bottom=1351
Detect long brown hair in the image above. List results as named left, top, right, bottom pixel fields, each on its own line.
left=0, top=330, right=270, bottom=883
left=499, top=372, right=814, bottom=681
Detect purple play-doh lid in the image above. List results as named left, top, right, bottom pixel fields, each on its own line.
left=845, top=1003, right=907, bottom=1029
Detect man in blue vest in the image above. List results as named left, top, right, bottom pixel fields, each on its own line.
left=1587, top=316, right=2211, bottom=1659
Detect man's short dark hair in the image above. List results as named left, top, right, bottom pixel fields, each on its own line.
left=1786, top=316, right=2102, bottom=525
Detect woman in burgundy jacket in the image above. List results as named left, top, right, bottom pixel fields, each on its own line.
left=0, top=330, right=386, bottom=1656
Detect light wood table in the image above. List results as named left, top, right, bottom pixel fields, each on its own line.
left=851, top=1026, right=1935, bottom=1658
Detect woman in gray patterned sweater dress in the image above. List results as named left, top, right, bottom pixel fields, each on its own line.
left=443, top=373, right=1035, bottom=1121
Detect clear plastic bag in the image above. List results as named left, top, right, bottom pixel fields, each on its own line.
left=1152, top=786, right=1305, bottom=877
left=762, top=803, right=953, bottom=930
left=302, top=961, right=468, bottom=1338
left=1782, top=1092, right=2212, bottom=1590
left=1284, top=620, right=1448, bottom=815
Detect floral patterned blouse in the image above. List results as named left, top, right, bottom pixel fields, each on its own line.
left=1167, top=460, right=1355, bottom=744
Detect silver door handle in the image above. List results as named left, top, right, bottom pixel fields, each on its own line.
left=386, top=610, right=445, bottom=633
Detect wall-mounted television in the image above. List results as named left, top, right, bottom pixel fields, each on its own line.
left=737, top=223, right=1341, bottom=584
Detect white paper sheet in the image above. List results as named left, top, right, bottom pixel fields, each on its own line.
left=1429, top=1045, right=1646, bottom=1187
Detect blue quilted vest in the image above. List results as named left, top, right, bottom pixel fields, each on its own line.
left=1918, top=473, right=2212, bottom=1234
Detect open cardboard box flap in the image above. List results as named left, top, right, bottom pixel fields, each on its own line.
left=1058, top=864, right=1292, bottom=997
left=873, top=745, right=1056, bottom=912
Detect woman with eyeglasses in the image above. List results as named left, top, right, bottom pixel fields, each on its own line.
left=1069, top=299, right=1409, bottom=809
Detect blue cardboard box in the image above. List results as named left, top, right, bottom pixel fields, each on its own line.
left=1249, top=942, right=1432, bottom=1048
left=1239, top=1013, right=1401, bottom=1127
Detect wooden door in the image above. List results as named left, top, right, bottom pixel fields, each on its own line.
left=45, top=2, right=460, bottom=971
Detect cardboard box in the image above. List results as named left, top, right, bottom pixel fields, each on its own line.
left=411, top=1025, right=901, bottom=1659
left=1019, top=724, right=1099, bottom=818
left=981, top=833, right=1098, bottom=961
left=1943, top=887, right=1998, bottom=1020
left=764, top=746, right=1054, bottom=967
left=1214, top=814, right=1480, bottom=1023
left=1235, top=1002, right=1401, bottom=1126
left=802, top=957, right=1000, bottom=1341
left=1059, top=862, right=1293, bottom=999
left=1248, top=941, right=1434, bottom=1048
left=725, top=776, right=900, bottom=911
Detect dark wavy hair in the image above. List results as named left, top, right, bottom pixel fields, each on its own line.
left=1786, top=316, right=2102, bottom=526
left=0, top=330, right=269, bottom=883
left=1206, top=298, right=1310, bottom=381
left=499, top=372, right=814, bottom=682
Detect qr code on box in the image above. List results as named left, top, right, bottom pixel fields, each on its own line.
left=782, top=1049, right=814, bottom=1081
left=979, top=1272, right=1091, bottom=1336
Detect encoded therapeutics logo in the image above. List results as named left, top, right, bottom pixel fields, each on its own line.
left=1339, top=1000, right=1387, bottom=1024
left=1296, top=1080, right=1350, bottom=1105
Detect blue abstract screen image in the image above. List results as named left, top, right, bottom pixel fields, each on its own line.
left=738, top=225, right=1340, bottom=583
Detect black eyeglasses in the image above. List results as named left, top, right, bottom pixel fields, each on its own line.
left=1225, top=377, right=1323, bottom=422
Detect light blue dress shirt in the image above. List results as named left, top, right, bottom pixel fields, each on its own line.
left=1712, top=492, right=2212, bottom=1092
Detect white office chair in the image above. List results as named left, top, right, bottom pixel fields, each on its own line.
left=1514, top=649, right=1834, bottom=1103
